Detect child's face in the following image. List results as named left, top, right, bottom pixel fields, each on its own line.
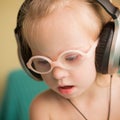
left=27, top=5, right=99, bottom=99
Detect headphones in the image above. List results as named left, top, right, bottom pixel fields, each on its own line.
left=14, top=0, right=120, bottom=81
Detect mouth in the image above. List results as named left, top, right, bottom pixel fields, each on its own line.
left=58, top=85, right=74, bottom=94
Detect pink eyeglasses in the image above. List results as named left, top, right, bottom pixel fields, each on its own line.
left=26, top=40, right=98, bottom=74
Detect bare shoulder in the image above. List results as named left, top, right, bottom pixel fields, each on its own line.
left=30, top=89, right=62, bottom=120
left=30, top=90, right=49, bottom=120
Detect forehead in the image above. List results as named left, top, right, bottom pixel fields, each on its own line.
left=23, top=2, right=100, bottom=56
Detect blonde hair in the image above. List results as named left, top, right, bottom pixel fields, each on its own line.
left=22, top=0, right=111, bottom=43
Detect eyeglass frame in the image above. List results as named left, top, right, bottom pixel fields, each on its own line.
left=26, top=40, right=98, bottom=74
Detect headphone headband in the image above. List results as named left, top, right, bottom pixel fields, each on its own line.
left=96, top=0, right=120, bottom=19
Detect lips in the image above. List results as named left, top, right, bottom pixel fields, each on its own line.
left=58, top=85, right=74, bottom=94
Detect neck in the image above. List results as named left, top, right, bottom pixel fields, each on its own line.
left=95, top=73, right=113, bottom=87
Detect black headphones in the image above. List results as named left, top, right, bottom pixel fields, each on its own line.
left=95, top=0, right=120, bottom=74
left=14, top=0, right=120, bottom=81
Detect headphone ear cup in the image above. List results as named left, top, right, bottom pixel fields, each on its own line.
left=20, top=43, right=43, bottom=81
left=95, top=22, right=114, bottom=74
left=15, top=31, right=43, bottom=81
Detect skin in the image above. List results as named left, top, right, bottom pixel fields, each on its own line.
left=26, top=2, right=120, bottom=120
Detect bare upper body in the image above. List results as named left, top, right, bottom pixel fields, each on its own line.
left=30, top=74, right=120, bottom=120
left=19, top=0, right=120, bottom=120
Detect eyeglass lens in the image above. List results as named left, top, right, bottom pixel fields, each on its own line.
left=30, top=51, right=84, bottom=74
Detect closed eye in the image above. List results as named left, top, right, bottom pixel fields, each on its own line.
left=65, top=54, right=82, bottom=62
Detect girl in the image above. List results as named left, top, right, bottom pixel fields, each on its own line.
left=15, top=0, right=120, bottom=119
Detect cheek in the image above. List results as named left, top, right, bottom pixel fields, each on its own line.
left=72, top=56, right=97, bottom=84
left=84, top=56, right=96, bottom=77
left=41, top=75, right=55, bottom=87
left=73, top=65, right=96, bottom=81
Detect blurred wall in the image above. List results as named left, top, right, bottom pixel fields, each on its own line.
left=0, top=0, right=120, bottom=102
left=0, top=0, right=23, bottom=101
left=114, top=0, right=120, bottom=6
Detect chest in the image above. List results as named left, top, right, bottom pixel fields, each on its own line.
left=50, top=106, right=120, bottom=120
left=49, top=96, right=120, bottom=120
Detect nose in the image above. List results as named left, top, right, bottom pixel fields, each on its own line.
left=52, top=66, right=69, bottom=80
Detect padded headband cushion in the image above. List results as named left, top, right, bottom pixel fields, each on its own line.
left=95, top=22, right=114, bottom=74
